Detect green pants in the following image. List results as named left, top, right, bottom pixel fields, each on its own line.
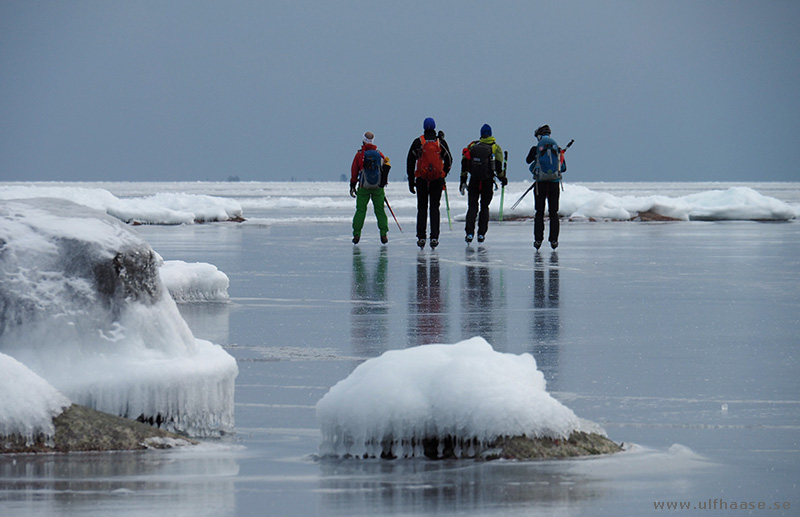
left=352, top=187, right=389, bottom=237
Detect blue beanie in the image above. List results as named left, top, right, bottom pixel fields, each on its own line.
left=423, top=117, right=436, bottom=131
left=480, top=124, right=492, bottom=137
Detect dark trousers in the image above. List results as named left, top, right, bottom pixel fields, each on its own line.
left=415, top=178, right=444, bottom=240
left=534, top=181, right=560, bottom=242
left=465, top=179, right=494, bottom=237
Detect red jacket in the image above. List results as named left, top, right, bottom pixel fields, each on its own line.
left=351, top=143, right=386, bottom=184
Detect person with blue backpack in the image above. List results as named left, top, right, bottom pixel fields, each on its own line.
left=350, top=131, right=391, bottom=244
left=526, top=124, right=566, bottom=250
left=460, top=124, right=506, bottom=244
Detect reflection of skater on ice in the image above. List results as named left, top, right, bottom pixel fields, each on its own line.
left=532, top=252, right=561, bottom=387
left=408, top=253, right=447, bottom=346
left=350, top=247, right=389, bottom=354
left=461, top=247, right=507, bottom=347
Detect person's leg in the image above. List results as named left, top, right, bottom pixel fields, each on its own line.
left=465, top=181, right=479, bottom=238
left=372, top=189, right=389, bottom=237
left=477, top=180, right=494, bottom=237
left=534, top=183, right=545, bottom=244
left=416, top=179, right=429, bottom=240
left=352, top=188, right=369, bottom=237
left=547, top=183, right=560, bottom=244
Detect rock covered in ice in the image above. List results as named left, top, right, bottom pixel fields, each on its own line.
left=1, top=403, right=196, bottom=453
left=316, top=337, right=605, bottom=459
left=0, top=198, right=238, bottom=438
left=160, top=260, right=230, bottom=303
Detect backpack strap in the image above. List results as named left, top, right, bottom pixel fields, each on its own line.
left=419, top=135, right=440, bottom=148
left=462, top=140, right=478, bottom=161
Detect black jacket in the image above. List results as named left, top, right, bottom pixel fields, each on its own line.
left=526, top=145, right=538, bottom=165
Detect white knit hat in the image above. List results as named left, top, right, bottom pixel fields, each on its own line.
left=363, top=131, right=374, bottom=144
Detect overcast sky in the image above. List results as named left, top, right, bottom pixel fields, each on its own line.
left=1, top=0, right=798, bottom=183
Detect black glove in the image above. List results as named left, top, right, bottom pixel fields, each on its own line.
left=408, top=179, right=416, bottom=194
left=499, top=176, right=508, bottom=187
left=459, top=180, right=467, bottom=196
left=350, top=182, right=357, bottom=198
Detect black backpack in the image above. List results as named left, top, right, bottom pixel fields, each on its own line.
left=468, top=142, right=494, bottom=181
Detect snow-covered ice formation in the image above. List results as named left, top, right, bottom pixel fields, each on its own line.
left=0, top=352, right=70, bottom=446
left=0, top=186, right=243, bottom=225
left=535, top=185, right=797, bottom=221
left=0, top=198, right=238, bottom=438
left=317, top=337, right=598, bottom=459
left=159, top=260, right=230, bottom=303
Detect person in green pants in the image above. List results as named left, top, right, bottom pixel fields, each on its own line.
left=350, top=131, right=391, bottom=244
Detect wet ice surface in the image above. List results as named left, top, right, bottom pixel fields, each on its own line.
left=2, top=216, right=798, bottom=516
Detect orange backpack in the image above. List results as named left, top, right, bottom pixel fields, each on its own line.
left=415, top=136, right=445, bottom=180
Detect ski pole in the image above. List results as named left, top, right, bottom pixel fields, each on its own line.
left=510, top=183, right=535, bottom=210
left=443, top=181, right=452, bottom=230
left=499, top=185, right=505, bottom=220
left=559, top=140, right=573, bottom=192
left=511, top=139, right=574, bottom=210
left=384, top=197, right=402, bottom=233
left=499, top=151, right=507, bottom=221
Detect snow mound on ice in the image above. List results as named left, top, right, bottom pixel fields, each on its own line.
left=316, top=337, right=585, bottom=458
left=0, top=185, right=243, bottom=224
left=160, top=260, right=230, bottom=303
left=562, top=185, right=796, bottom=221
left=501, top=184, right=796, bottom=221
left=0, top=198, right=238, bottom=437
left=0, top=352, right=70, bottom=445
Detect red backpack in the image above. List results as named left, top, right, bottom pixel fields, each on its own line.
left=415, top=136, right=445, bottom=180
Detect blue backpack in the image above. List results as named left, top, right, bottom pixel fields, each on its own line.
left=360, top=149, right=383, bottom=189
left=530, top=136, right=565, bottom=181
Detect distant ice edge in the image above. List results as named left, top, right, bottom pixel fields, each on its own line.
left=316, top=338, right=607, bottom=460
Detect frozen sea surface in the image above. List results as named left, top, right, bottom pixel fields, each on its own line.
left=1, top=182, right=798, bottom=516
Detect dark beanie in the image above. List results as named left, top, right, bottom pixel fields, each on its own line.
left=423, top=117, right=436, bottom=131
left=480, top=124, right=492, bottom=137
left=535, top=125, right=551, bottom=138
